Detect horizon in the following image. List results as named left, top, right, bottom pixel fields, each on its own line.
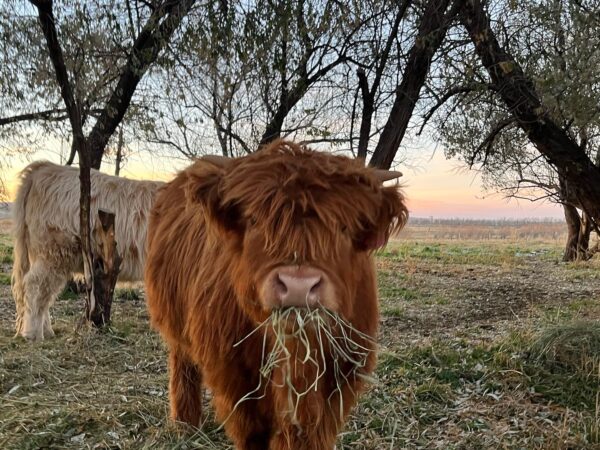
left=0, top=203, right=565, bottom=223
left=2, top=145, right=565, bottom=221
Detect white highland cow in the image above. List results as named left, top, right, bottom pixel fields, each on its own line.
left=11, top=161, right=162, bottom=341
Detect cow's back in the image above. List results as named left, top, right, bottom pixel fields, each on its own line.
left=18, top=161, right=162, bottom=281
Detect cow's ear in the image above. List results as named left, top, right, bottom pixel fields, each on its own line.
left=356, top=186, right=408, bottom=251
left=185, top=161, right=242, bottom=235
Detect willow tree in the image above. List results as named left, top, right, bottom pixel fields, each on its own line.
left=459, top=0, right=600, bottom=221
left=425, top=0, right=600, bottom=260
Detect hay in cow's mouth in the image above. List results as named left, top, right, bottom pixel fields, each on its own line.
left=228, top=307, right=376, bottom=426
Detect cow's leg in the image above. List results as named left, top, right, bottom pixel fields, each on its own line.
left=43, top=312, right=55, bottom=338
left=168, top=347, right=203, bottom=427
left=209, top=369, right=273, bottom=450
left=20, top=260, right=67, bottom=341
left=213, top=395, right=272, bottom=450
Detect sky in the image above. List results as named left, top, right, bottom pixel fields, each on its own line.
left=2, top=144, right=565, bottom=220
left=402, top=150, right=563, bottom=219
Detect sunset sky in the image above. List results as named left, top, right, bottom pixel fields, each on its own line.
left=402, top=151, right=563, bottom=219
left=3, top=146, right=564, bottom=220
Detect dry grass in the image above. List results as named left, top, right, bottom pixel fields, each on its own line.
left=0, top=299, right=231, bottom=449
left=398, top=218, right=568, bottom=243
left=1, top=228, right=599, bottom=449
left=528, top=321, right=600, bottom=376
left=231, top=307, right=374, bottom=425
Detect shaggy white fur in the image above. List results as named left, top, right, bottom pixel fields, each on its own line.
left=11, top=161, right=163, bottom=341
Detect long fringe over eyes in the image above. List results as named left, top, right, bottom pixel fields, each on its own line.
left=217, top=140, right=408, bottom=261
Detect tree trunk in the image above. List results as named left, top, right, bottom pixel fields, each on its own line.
left=30, top=0, right=97, bottom=325
left=563, top=202, right=581, bottom=262
left=115, top=126, right=124, bottom=176
left=87, top=209, right=122, bottom=326
left=459, top=0, right=600, bottom=221
left=357, top=99, right=374, bottom=160
left=259, top=84, right=306, bottom=146
left=355, top=0, right=411, bottom=160
left=66, top=140, right=77, bottom=166
left=356, top=68, right=374, bottom=160
left=79, top=144, right=96, bottom=321
left=577, top=211, right=592, bottom=260
left=369, top=0, right=457, bottom=169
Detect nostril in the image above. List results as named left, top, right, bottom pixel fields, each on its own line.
left=275, top=274, right=288, bottom=295
left=309, top=278, right=322, bottom=294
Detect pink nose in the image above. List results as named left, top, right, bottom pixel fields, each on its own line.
left=273, top=266, right=324, bottom=307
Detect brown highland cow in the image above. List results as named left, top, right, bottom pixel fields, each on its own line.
left=145, top=140, right=408, bottom=449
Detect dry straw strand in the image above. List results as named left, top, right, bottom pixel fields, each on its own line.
left=227, top=307, right=376, bottom=426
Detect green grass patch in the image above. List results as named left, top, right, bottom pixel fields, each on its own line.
left=0, top=242, right=12, bottom=264
left=567, top=298, right=599, bottom=312
left=115, top=287, right=142, bottom=301
left=412, top=380, right=454, bottom=405
left=383, top=242, right=562, bottom=266
left=0, top=272, right=10, bottom=285
left=379, top=285, right=420, bottom=301
left=377, top=270, right=424, bottom=303
left=382, top=306, right=404, bottom=317
left=376, top=340, right=492, bottom=391
left=378, top=326, right=599, bottom=413
left=491, top=323, right=600, bottom=411
left=434, top=296, right=450, bottom=305
left=58, top=286, right=79, bottom=301
left=528, top=321, right=600, bottom=374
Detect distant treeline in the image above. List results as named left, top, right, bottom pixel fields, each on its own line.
left=408, top=217, right=565, bottom=227
left=398, top=217, right=568, bottom=241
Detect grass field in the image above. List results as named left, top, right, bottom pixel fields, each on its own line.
left=0, top=220, right=599, bottom=449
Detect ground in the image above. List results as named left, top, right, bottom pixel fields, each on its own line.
left=0, top=220, right=599, bottom=449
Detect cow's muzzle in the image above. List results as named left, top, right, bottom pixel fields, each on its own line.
left=261, top=265, right=335, bottom=310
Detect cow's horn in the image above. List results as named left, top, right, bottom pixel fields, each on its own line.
left=373, top=169, right=403, bottom=182
left=201, top=154, right=231, bottom=167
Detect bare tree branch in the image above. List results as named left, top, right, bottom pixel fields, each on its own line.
left=0, top=107, right=105, bottom=127
left=370, top=0, right=460, bottom=169
left=87, top=0, right=197, bottom=168
left=469, top=117, right=516, bottom=166
left=0, top=108, right=68, bottom=126
left=418, top=82, right=494, bottom=136
left=29, top=0, right=86, bottom=149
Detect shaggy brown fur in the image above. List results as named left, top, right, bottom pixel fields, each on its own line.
left=145, top=140, right=408, bottom=449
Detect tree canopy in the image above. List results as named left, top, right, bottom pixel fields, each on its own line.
left=2, top=0, right=600, bottom=227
